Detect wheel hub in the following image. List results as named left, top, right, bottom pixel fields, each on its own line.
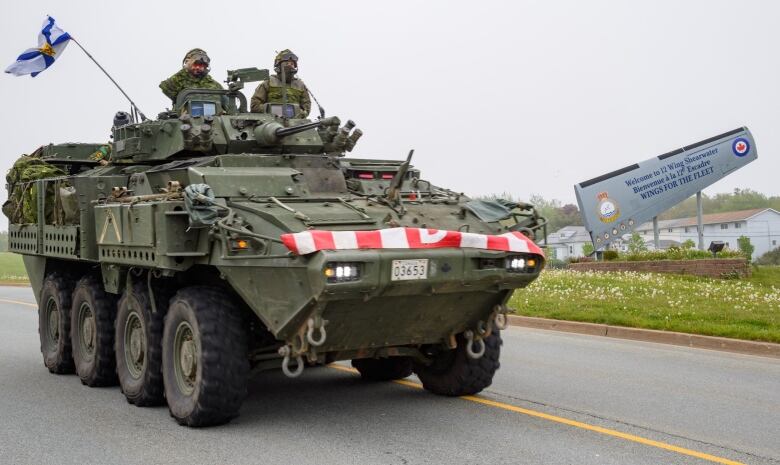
left=180, top=340, right=196, bottom=378
left=173, top=322, right=197, bottom=395
left=129, top=325, right=144, bottom=364
left=79, top=303, right=96, bottom=356
left=124, top=312, right=146, bottom=378
left=47, top=304, right=59, bottom=342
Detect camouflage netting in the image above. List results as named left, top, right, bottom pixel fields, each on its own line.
left=3, top=150, right=68, bottom=224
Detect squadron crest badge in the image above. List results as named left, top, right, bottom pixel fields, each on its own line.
left=596, top=191, right=620, bottom=223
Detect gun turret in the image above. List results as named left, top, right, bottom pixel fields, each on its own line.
left=253, top=117, right=338, bottom=145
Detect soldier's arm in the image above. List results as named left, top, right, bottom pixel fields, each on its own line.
left=159, top=75, right=179, bottom=102
left=300, top=84, right=312, bottom=118
left=250, top=81, right=269, bottom=113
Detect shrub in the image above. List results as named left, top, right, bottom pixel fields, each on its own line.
left=756, top=247, right=780, bottom=265
left=622, top=248, right=744, bottom=262
left=627, top=233, right=647, bottom=253
left=546, top=258, right=567, bottom=269
left=582, top=243, right=594, bottom=257
left=737, top=236, right=755, bottom=262
left=681, top=239, right=696, bottom=249
left=603, top=250, right=619, bottom=261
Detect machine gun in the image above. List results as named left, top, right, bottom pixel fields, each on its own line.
left=226, top=67, right=270, bottom=91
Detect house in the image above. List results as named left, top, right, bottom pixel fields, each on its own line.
left=541, top=226, right=592, bottom=260
left=634, top=208, right=780, bottom=259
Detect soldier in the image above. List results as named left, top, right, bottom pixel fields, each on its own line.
left=159, top=48, right=223, bottom=104
left=251, top=49, right=311, bottom=118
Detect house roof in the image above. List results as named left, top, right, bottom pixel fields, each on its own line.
left=541, top=226, right=590, bottom=245
left=636, top=208, right=778, bottom=230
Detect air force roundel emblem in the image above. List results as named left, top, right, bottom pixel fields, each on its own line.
left=732, top=138, right=750, bottom=157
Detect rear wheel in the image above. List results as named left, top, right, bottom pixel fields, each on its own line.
left=71, top=275, right=118, bottom=387
left=115, top=280, right=165, bottom=406
left=351, top=357, right=413, bottom=381
left=162, top=287, right=248, bottom=427
left=413, top=331, right=502, bottom=396
left=38, top=273, right=75, bottom=374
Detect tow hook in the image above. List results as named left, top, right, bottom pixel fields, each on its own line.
left=278, top=345, right=304, bottom=378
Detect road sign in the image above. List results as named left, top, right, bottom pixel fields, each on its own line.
left=574, top=127, right=757, bottom=249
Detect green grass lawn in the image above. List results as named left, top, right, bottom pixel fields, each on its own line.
left=0, top=252, right=28, bottom=282
left=511, top=266, right=780, bottom=343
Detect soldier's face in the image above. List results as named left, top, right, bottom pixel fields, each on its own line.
left=281, top=60, right=297, bottom=73
left=189, top=62, right=207, bottom=77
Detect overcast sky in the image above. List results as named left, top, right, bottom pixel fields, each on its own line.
left=1, top=0, right=777, bottom=231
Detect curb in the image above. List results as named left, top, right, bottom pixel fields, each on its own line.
left=508, top=315, right=780, bottom=359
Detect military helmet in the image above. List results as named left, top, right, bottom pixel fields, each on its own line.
left=182, top=48, right=211, bottom=78
left=183, top=48, right=210, bottom=65
left=274, top=49, right=298, bottom=68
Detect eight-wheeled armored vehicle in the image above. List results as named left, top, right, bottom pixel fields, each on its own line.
left=4, top=67, right=546, bottom=426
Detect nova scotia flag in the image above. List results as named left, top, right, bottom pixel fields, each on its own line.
left=5, top=16, right=72, bottom=77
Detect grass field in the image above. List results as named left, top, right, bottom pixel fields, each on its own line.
left=511, top=266, right=780, bottom=343
left=0, top=252, right=28, bottom=282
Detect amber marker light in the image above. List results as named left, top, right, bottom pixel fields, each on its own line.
left=527, top=259, right=536, bottom=268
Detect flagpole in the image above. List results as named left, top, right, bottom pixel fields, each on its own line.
left=70, top=37, right=148, bottom=121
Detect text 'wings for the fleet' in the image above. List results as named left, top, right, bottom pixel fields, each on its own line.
left=574, top=127, right=757, bottom=249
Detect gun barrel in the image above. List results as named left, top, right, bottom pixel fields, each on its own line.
left=274, top=121, right=323, bottom=138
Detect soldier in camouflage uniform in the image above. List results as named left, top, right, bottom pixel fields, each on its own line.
left=159, top=49, right=223, bottom=104
left=251, top=49, right=311, bottom=118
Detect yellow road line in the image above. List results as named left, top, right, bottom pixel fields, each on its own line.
left=0, top=298, right=36, bottom=308
left=328, top=364, right=745, bottom=465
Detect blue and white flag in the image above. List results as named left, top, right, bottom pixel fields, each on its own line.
left=5, top=16, right=72, bottom=77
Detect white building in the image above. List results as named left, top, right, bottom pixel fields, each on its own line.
left=634, top=208, right=780, bottom=259
left=541, top=226, right=592, bottom=260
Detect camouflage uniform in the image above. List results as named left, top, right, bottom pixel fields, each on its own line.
left=159, top=68, right=223, bottom=104
left=250, top=75, right=311, bottom=117
left=89, top=144, right=111, bottom=165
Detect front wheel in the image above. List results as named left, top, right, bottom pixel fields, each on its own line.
left=413, top=331, right=502, bottom=396
left=162, top=287, right=248, bottom=427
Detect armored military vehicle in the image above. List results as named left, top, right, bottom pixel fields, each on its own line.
left=4, top=67, right=546, bottom=427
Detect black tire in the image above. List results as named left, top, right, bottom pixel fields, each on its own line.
left=70, top=275, right=118, bottom=387
left=351, top=357, right=413, bottom=381
left=413, top=331, right=502, bottom=396
left=115, top=280, right=165, bottom=406
left=162, top=287, right=248, bottom=427
left=38, top=273, right=75, bottom=374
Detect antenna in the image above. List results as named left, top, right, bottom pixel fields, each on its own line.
left=70, top=37, right=148, bottom=121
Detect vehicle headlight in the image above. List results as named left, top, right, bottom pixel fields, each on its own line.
left=506, top=256, right=537, bottom=272
left=324, top=262, right=361, bottom=282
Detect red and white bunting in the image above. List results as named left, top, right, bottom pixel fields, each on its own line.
left=280, top=227, right=545, bottom=256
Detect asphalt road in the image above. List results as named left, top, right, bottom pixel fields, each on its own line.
left=1, top=286, right=778, bottom=465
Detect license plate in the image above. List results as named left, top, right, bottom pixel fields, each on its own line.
left=391, top=259, right=429, bottom=281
